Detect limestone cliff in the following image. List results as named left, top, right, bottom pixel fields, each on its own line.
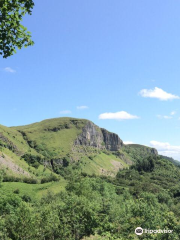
left=74, top=121, right=123, bottom=151
left=101, top=128, right=123, bottom=151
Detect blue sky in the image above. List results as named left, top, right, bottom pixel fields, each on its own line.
left=1, top=0, right=180, bottom=159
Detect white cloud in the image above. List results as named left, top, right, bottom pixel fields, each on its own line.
left=99, top=111, right=139, bottom=120
left=59, top=110, right=71, bottom=114
left=170, top=111, right=176, bottom=115
left=77, top=106, right=88, bottom=110
left=124, top=141, right=134, bottom=145
left=4, top=67, right=16, bottom=73
left=150, top=141, right=180, bottom=160
left=139, top=87, right=180, bottom=101
left=157, top=111, right=176, bottom=119
left=157, top=115, right=172, bottom=119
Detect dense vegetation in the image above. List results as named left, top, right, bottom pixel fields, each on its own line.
left=1, top=155, right=180, bottom=239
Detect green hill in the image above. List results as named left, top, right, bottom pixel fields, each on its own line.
left=10, top=117, right=129, bottom=176
left=0, top=117, right=161, bottom=180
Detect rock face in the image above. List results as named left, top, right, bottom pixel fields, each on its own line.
left=151, top=148, right=158, bottom=155
left=74, top=121, right=123, bottom=151
left=101, top=128, right=123, bottom=151
left=74, top=121, right=104, bottom=149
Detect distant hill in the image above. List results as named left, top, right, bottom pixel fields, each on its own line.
left=122, top=144, right=158, bottom=162
left=160, top=155, right=180, bottom=166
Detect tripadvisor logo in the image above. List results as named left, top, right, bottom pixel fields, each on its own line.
left=135, top=227, right=173, bottom=235
left=135, top=227, right=143, bottom=235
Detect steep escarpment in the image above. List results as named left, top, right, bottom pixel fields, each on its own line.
left=74, top=121, right=123, bottom=151
left=74, top=121, right=104, bottom=149
left=101, top=128, right=123, bottom=151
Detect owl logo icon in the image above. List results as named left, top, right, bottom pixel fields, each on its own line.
left=135, top=227, right=143, bottom=235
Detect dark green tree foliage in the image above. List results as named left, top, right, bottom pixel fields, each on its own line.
left=0, top=0, right=34, bottom=58
left=22, top=153, right=42, bottom=168
left=131, top=156, right=155, bottom=172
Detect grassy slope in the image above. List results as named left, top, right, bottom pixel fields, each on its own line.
left=0, top=124, right=38, bottom=155
left=0, top=148, right=58, bottom=180
left=80, top=152, right=129, bottom=176
left=0, top=179, right=67, bottom=201
left=13, top=117, right=87, bottom=158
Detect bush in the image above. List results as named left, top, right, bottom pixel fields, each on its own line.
left=3, top=175, right=38, bottom=184
left=23, top=177, right=37, bottom=184
left=41, top=175, right=59, bottom=184
left=21, top=153, right=43, bottom=168
left=22, top=194, right=32, bottom=202
left=13, top=189, right=20, bottom=194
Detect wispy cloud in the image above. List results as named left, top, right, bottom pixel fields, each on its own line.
left=150, top=141, right=180, bottom=160
left=139, top=87, right=180, bottom=101
left=124, top=141, right=134, bottom=145
left=99, top=111, right=139, bottom=120
left=157, top=111, right=176, bottom=119
left=4, top=67, right=16, bottom=73
left=157, top=115, right=172, bottom=119
left=170, top=111, right=176, bottom=116
left=77, top=106, right=88, bottom=110
left=59, top=110, right=71, bottom=114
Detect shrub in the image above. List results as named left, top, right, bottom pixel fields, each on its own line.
left=41, top=175, right=59, bottom=184
left=13, top=189, right=20, bottom=194
left=22, top=194, right=32, bottom=202
left=21, top=153, right=43, bottom=168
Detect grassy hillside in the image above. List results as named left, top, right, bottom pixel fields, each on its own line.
left=9, top=117, right=134, bottom=177
left=0, top=179, right=67, bottom=201
left=12, top=117, right=87, bottom=158
left=78, top=152, right=129, bottom=176
left=0, top=118, right=162, bottom=181
left=0, top=124, right=38, bottom=155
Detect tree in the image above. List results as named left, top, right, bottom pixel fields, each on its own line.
left=0, top=0, right=34, bottom=58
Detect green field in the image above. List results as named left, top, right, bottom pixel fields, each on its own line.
left=0, top=179, right=67, bottom=201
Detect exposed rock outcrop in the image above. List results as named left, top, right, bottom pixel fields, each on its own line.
left=101, top=128, right=123, bottom=151
left=74, top=121, right=104, bottom=149
left=151, top=148, right=158, bottom=155
left=74, top=121, right=123, bottom=151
